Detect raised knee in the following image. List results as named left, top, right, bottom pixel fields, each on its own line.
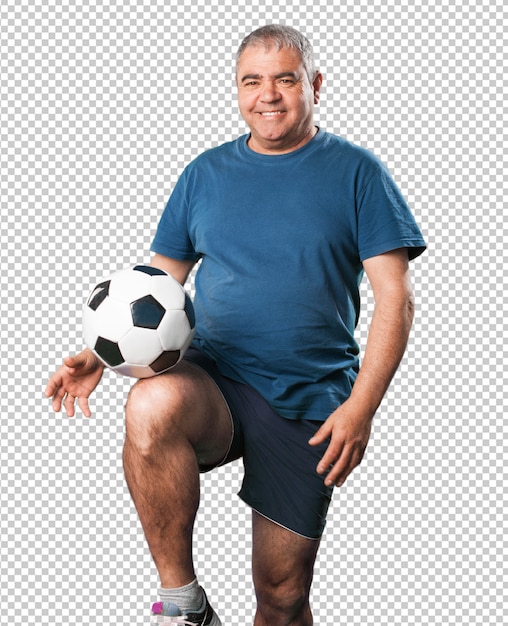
left=125, top=376, right=186, bottom=454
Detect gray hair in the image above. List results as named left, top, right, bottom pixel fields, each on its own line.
left=236, top=25, right=317, bottom=83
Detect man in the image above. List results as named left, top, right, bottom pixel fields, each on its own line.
left=45, top=25, right=426, bottom=625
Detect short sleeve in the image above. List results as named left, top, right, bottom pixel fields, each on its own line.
left=357, top=162, right=426, bottom=262
left=151, top=169, right=200, bottom=261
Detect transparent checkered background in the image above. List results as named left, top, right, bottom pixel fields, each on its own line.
left=1, top=0, right=506, bottom=624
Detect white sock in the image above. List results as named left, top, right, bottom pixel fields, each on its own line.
left=158, top=578, right=206, bottom=614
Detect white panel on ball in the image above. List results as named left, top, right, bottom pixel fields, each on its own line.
left=150, top=274, right=187, bottom=310
left=157, top=309, right=194, bottom=351
left=82, top=296, right=133, bottom=344
left=114, top=362, right=161, bottom=379
left=119, top=326, right=166, bottom=366
left=109, top=268, right=153, bottom=302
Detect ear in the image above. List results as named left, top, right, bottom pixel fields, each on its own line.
left=312, top=72, right=323, bottom=104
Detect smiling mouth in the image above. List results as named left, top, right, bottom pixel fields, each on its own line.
left=259, top=111, right=286, bottom=117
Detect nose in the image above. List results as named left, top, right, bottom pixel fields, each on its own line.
left=260, top=81, right=282, bottom=103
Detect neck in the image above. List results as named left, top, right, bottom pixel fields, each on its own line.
left=248, top=125, right=318, bottom=155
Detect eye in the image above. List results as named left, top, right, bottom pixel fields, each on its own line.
left=278, top=78, right=297, bottom=87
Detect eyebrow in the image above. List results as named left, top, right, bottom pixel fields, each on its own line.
left=240, top=71, right=300, bottom=83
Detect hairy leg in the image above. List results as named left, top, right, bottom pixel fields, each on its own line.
left=252, top=511, right=321, bottom=626
left=123, top=361, right=233, bottom=588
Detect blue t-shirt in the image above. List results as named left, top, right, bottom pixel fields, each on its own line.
left=151, top=130, right=426, bottom=420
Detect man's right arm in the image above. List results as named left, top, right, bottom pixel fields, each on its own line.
left=45, top=255, right=197, bottom=417
left=44, top=349, right=105, bottom=418
left=150, top=253, right=196, bottom=285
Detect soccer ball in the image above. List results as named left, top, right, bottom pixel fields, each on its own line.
left=83, top=265, right=196, bottom=378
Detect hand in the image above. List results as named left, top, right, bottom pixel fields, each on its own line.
left=308, top=401, right=373, bottom=487
left=44, top=349, right=104, bottom=418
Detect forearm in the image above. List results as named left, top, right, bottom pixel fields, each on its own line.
left=348, top=286, right=415, bottom=419
left=150, top=253, right=196, bottom=285
left=311, top=249, right=416, bottom=486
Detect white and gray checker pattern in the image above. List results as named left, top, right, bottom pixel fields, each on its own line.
left=1, top=0, right=506, bottom=624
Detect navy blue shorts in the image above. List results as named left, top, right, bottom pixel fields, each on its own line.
left=183, top=348, right=334, bottom=540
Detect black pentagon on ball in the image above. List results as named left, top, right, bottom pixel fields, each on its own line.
left=133, top=265, right=167, bottom=276
left=94, top=337, right=125, bottom=367
left=87, top=280, right=110, bottom=311
left=131, top=294, right=165, bottom=329
left=184, top=293, right=196, bottom=329
left=150, top=350, right=181, bottom=373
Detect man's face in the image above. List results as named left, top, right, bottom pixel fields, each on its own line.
left=236, top=45, right=322, bottom=155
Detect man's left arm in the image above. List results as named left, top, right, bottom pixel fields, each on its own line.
left=309, top=247, right=415, bottom=487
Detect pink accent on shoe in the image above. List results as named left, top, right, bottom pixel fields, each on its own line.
left=152, top=602, right=164, bottom=614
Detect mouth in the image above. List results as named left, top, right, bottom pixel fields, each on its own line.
left=258, top=111, right=286, bottom=117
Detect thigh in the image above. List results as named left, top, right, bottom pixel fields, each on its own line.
left=181, top=349, right=333, bottom=537
left=238, top=399, right=334, bottom=539
left=252, top=510, right=320, bottom=591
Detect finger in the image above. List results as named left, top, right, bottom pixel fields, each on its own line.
left=63, top=354, right=85, bottom=369
left=316, top=439, right=344, bottom=476
left=324, top=450, right=352, bottom=487
left=63, top=393, right=76, bottom=418
left=308, top=421, right=332, bottom=446
left=44, top=382, right=54, bottom=398
left=49, top=385, right=65, bottom=412
left=325, top=446, right=364, bottom=487
left=44, top=376, right=61, bottom=399
left=78, top=396, right=92, bottom=419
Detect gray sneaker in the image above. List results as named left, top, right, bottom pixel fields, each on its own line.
left=150, top=590, right=222, bottom=625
